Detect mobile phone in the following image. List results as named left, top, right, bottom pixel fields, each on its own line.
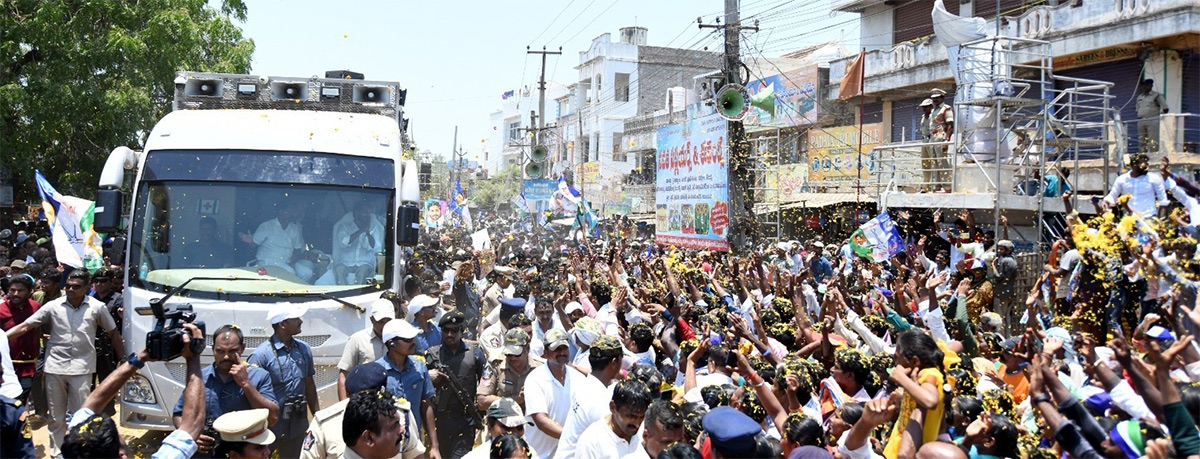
left=660, top=389, right=673, bottom=401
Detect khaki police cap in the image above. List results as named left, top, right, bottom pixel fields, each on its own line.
left=213, top=408, right=276, bottom=445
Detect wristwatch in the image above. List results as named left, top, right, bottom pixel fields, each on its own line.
left=1031, top=394, right=1052, bottom=406
left=127, top=352, right=145, bottom=369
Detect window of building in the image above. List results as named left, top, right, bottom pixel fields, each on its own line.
left=595, top=74, right=602, bottom=101
left=613, top=132, right=625, bottom=162
left=615, top=73, right=630, bottom=102
left=507, top=121, right=521, bottom=143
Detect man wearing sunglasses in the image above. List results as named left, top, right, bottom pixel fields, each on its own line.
left=5, top=269, right=125, bottom=457
left=377, top=319, right=442, bottom=459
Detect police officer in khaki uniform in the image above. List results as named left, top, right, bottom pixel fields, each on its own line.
left=475, top=329, right=543, bottom=411
left=301, top=362, right=425, bottom=459
left=212, top=408, right=276, bottom=459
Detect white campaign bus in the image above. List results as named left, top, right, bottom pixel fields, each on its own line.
left=92, top=71, right=421, bottom=430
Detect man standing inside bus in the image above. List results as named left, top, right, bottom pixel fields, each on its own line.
left=249, top=304, right=319, bottom=458
left=4, top=269, right=124, bottom=458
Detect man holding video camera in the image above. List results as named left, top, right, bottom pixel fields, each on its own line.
left=60, top=322, right=206, bottom=459
left=248, top=304, right=318, bottom=458
left=3, top=269, right=124, bottom=458
left=175, top=324, right=279, bottom=456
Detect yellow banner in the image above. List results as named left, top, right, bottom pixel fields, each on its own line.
left=576, top=161, right=600, bottom=182
left=808, top=124, right=883, bottom=182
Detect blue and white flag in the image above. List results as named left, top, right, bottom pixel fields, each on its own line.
left=35, top=170, right=104, bottom=270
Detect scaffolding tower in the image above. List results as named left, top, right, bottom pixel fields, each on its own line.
left=750, top=130, right=783, bottom=241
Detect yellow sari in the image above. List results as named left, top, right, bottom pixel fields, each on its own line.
left=883, top=368, right=945, bottom=459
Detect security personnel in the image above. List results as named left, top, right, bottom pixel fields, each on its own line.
left=479, top=298, right=526, bottom=362
left=426, top=311, right=487, bottom=459
left=211, top=408, right=276, bottom=459
left=475, top=328, right=543, bottom=411
left=301, top=362, right=426, bottom=459
left=248, top=304, right=318, bottom=458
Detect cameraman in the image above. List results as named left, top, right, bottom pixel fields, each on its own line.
left=61, top=323, right=206, bottom=458
left=249, top=305, right=318, bottom=457
left=175, top=324, right=279, bottom=455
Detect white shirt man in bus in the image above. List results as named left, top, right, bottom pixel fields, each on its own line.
left=331, top=201, right=385, bottom=285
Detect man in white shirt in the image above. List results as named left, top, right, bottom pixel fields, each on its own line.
left=1103, top=153, right=1168, bottom=217
left=331, top=201, right=384, bottom=285
left=241, top=203, right=314, bottom=281
left=557, top=335, right=625, bottom=459
left=575, top=379, right=652, bottom=459
left=622, top=401, right=685, bottom=459
left=522, top=329, right=582, bottom=459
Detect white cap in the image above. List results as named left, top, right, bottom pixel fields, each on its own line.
left=369, top=298, right=396, bottom=321
left=382, top=319, right=420, bottom=342
left=407, top=295, right=438, bottom=320
left=564, top=301, right=583, bottom=315
left=267, top=303, right=308, bottom=325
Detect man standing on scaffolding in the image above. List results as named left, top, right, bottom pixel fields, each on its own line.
left=930, top=88, right=955, bottom=186
left=919, top=98, right=937, bottom=190
left=1136, top=79, right=1168, bottom=160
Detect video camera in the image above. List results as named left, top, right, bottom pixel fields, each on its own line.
left=146, top=300, right=206, bottom=361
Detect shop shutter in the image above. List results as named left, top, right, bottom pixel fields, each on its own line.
left=891, top=97, right=926, bottom=142
left=1054, top=58, right=1144, bottom=156
left=974, top=0, right=1033, bottom=19
left=894, top=0, right=959, bottom=44
left=862, top=101, right=884, bottom=125
left=1181, top=53, right=1199, bottom=149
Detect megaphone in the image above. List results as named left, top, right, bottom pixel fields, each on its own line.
left=750, top=86, right=776, bottom=116
left=715, top=84, right=751, bottom=121
left=531, top=145, right=548, bottom=162
left=525, top=162, right=545, bottom=179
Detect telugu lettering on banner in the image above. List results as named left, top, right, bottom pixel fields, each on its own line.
left=655, top=114, right=730, bottom=251
left=808, top=124, right=883, bottom=183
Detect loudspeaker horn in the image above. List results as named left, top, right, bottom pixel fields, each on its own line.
left=525, top=162, right=545, bottom=179
left=715, top=84, right=751, bottom=121
left=750, top=86, right=776, bottom=116
left=530, top=145, right=549, bottom=162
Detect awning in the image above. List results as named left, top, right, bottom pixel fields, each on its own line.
left=754, top=193, right=863, bottom=214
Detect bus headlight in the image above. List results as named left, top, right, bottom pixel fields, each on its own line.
left=123, top=376, right=157, bottom=404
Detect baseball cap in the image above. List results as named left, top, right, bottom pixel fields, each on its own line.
left=408, top=295, right=438, bottom=316
left=502, top=329, right=530, bottom=355
left=9, top=259, right=26, bottom=269
left=544, top=329, right=569, bottom=350
left=383, top=319, right=420, bottom=342
left=345, top=362, right=388, bottom=395
left=267, top=303, right=308, bottom=325
left=368, top=298, right=396, bottom=321
left=590, top=335, right=624, bottom=359
left=486, top=398, right=526, bottom=427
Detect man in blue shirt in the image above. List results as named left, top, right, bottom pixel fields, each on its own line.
left=378, top=319, right=441, bottom=459
left=407, top=294, right=442, bottom=353
left=175, top=324, right=279, bottom=456
left=809, top=241, right=833, bottom=284
left=248, top=304, right=317, bottom=458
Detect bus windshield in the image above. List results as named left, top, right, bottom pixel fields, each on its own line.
left=128, top=150, right=395, bottom=298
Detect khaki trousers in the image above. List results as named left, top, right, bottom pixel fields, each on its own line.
left=45, top=373, right=91, bottom=458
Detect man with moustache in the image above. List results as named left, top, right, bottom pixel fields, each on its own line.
left=378, top=319, right=442, bottom=459
left=426, top=311, right=486, bottom=459
left=522, top=329, right=583, bottom=459
left=338, top=298, right=395, bottom=400
left=623, top=401, right=686, bottom=459
left=249, top=304, right=319, bottom=457
left=174, top=324, right=279, bottom=456
left=575, top=379, right=653, bottom=459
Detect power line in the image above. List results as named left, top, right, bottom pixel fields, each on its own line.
left=528, top=0, right=579, bottom=46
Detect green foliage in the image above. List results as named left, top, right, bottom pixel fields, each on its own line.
left=2, top=0, right=254, bottom=200
left=470, top=166, right=522, bottom=210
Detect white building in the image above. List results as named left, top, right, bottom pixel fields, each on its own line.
left=484, top=83, right=569, bottom=176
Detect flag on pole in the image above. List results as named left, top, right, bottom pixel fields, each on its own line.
left=34, top=170, right=104, bottom=270
left=838, top=48, right=866, bottom=100
left=848, top=211, right=906, bottom=262
left=502, top=90, right=515, bottom=100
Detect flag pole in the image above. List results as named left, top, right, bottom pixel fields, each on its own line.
left=856, top=47, right=866, bottom=207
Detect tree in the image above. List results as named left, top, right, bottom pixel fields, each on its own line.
left=2, top=0, right=255, bottom=202
left=470, top=166, right=522, bottom=210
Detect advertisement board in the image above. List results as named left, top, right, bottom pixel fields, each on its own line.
left=522, top=179, right=556, bottom=217
left=744, top=66, right=821, bottom=132
left=655, top=114, right=730, bottom=251
left=808, top=124, right=883, bottom=183
left=575, top=162, right=600, bottom=183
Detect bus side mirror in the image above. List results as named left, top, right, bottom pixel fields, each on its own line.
left=397, top=204, right=419, bottom=246
left=94, top=189, right=123, bottom=233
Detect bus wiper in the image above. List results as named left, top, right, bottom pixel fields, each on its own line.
left=136, top=277, right=276, bottom=316
left=270, top=291, right=365, bottom=312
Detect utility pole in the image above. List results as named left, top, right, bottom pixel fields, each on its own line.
left=527, top=46, right=562, bottom=145
left=700, top=0, right=758, bottom=250
left=451, top=125, right=458, bottom=192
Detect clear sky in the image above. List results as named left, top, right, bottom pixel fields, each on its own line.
left=238, top=0, right=856, bottom=164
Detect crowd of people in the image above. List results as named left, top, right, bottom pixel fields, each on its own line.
left=7, top=152, right=1200, bottom=458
